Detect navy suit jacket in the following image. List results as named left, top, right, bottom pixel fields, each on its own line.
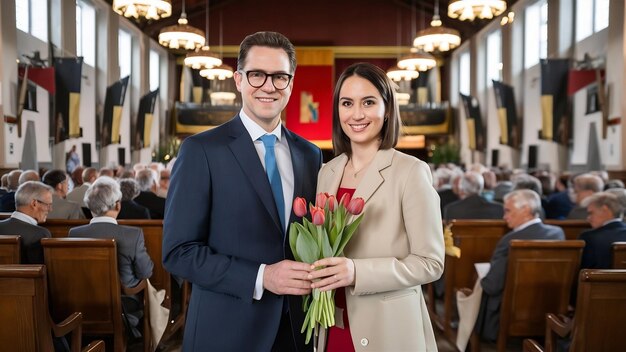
left=162, top=116, right=322, bottom=352
left=0, top=217, right=51, bottom=264
left=443, top=194, right=504, bottom=220
left=476, top=222, right=565, bottom=341
left=579, top=220, right=626, bottom=269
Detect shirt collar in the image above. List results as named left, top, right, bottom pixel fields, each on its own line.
left=513, top=217, right=542, bottom=232
left=239, top=109, right=282, bottom=142
left=602, top=218, right=624, bottom=227
left=11, top=211, right=38, bottom=226
left=89, top=216, right=118, bottom=225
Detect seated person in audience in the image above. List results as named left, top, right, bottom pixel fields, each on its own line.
left=443, top=171, right=504, bottom=220
left=18, top=169, right=41, bottom=184
left=546, top=172, right=576, bottom=219
left=0, top=181, right=53, bottom=263
left=512, top=173, right=547, bottom=218
left=0, top=170, right=23, bottom=212
left=69, top=176, right=154, bottom=338
left=579, top=192, right=626, bottom=269
left=134, top=169, right=165, bottom=219
left=98, top=167, right=115, bottom=178
left=606, top=188, right=626, bottom=220
left=0, top=173, right=8, bottom=197
left=475, top=189, right=565, bottom=341
left=156, top=169, right=170, bottom=198
left=42, top=169, right=85, bottom=219
left=118, top=178, right=150, bottom=220
left=66, top=167, right=97, bottom=207
left=605, top=179, right=625, bottom=190
left=567, top=173, right=604, bottom=219
left=69, top=165, right=84, bottom=190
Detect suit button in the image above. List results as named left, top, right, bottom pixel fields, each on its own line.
left=360, top=338, right=369, bottom=346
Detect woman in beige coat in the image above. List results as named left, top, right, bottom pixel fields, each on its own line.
left=309, top=63, right=444, bottom=352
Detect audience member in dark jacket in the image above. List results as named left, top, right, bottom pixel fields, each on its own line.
left=444, top=171, right=504, bottom=220
left=117, top=178, right=150, bottom=220
left=134, top=169, right=165, bottom=219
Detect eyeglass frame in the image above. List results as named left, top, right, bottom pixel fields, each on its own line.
left=35, top=199, right=53, bottom=209
left=239, top=70, right=293, bottom=90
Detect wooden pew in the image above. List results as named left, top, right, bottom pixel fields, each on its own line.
left=544, top=219, right=591, bottom=240
left=612, top=242, right=626, bottom=269
left=0, top=235, right=21, bottom=264
left=429, top=220, right=508, bottom=341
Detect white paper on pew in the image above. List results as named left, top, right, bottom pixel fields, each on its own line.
left=475, top=262, right=491, bottom=279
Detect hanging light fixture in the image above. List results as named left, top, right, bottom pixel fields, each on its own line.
left=387, top=9, right=420, bottom=82
left=184, top=0, right=221, bottom=69
left=397, top=1, right=436, bottom=72
left=158, top=0, right=205, bottom=50
left=448, top=0, right=507, bottom=21
left=200, top=11, right=234, bottom=80
left=112, top=0, right=172, bottom=20
left=413, top=0, right=461, bottom=52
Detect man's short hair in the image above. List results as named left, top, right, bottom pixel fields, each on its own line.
left=42, top=169, right=67, bottom=189
left=135, top=169, right=155, bottom=192
left=84, top=176, right=122, bottom=217
left=82, top=167, right=98, bottom=183
left=119, top=178, right=140, bottom=201
left=504, top=189, right=542, bottom=217
left=460, top=171, right=484, bottom=196
left=18, top=170, right=40, bottom=185
left=237, top=31, right=296, bottom=74
left=573, top=173, right=604, bottom=193
left=15, top=181, right=54, bottom=208
left=512, top=174, right=543, bottom=196
left=1, top=174, right=8, bottom=189
left=7, top=170, right=23, bottom=191
left=605, top=179, right=625, bottom=190
left=582, top=191, right=624, bottom=218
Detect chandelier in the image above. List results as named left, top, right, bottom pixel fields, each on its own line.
left=158, top=0, right=205, bottom=50
left=448, top=0, right=507, bottom=21
left=397, top=50, right=437, bottom=72
left=184, top=0, right=221, bottom=69
left=413, top=0, right=461, bottom=52
left=386, top=65, right=419, bottom=82
left=112, top=0, right=172, bottom=20
left=200, top=12, right=234, bottom=80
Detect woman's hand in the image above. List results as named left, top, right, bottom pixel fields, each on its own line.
left=308, top=257, right=355, bottom=291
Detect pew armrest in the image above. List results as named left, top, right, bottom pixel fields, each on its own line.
left=523, top=339, right=544, bottom=352
left=51, top=311, right=83, bottom=352
left=123, top=278, right=147, bottom=295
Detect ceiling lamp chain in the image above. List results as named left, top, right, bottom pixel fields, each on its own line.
left=448, top=0, right=507, bottom=22
left=397, top=1, right=436, bottom=72
left=113, top=0, right=172, bottom=20
left=200, top=11, right=234, bottom=80
left=184, top=0, right=222, bottom=69
left=413, top=0, right=461, bottom=52
left=158, top=0, right=205, bottom=50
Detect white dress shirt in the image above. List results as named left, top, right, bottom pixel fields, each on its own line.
left=90, top=216, right=118, bottom=225
left=239, top=110, right=295, bottom=300
left=513, top=217, right=542, bottom=232
left=11, top=211, right=38, bottom=225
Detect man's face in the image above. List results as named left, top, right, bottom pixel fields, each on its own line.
left=586, top=204, right=612, bottom=228
left=234, top=46, right=293, bottom=131
left=33, top=192, right=53, bottom=223
left=503, top=198, right=531, bottom=229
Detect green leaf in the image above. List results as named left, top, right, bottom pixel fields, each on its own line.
left=332, top=232, right=343, bottom=255
left=296, top=230, right=319, bottom=264
left=335, top=214, right=364, bottom=256
left=320, top=227, right=333, bottom=258
left=288, top=223, right=302, bottom=262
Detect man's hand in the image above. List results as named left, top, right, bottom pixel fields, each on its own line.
left=263, top=260, right=312, bottom=296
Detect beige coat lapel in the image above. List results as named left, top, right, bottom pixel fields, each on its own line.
left=353, top=149, right=394, bottom=203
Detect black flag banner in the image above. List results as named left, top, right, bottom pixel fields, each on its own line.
left=492, top=80, right=519, bottom=147
left=540, top=59, right=570, bottom=144
left=460, top=94, right=485, bottom=151
left=190, top=68, right=209, bottom=103
left=136, top=89, right=159, bottom=149
left=102, top=76, right=130, bottom=146
left=54, top=57, right=83, bottom=141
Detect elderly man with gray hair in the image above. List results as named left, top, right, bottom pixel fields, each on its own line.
left=578, top=191, right=626, bottom=269
left=0, top=181, right=54, bottom=263
left=134, top=169, right=166, bottom=219
left=567, top=173, right=605, bottom=219
left=443, top=171, right=504, bottom=220
left=474, top=189, right=565, bottom=341
left=117, top=178, right=150, bottom=220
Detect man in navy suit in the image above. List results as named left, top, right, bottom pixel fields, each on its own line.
left=579, top=191, right=626, bottom=269
left=475, top=189, right=565, bottom=341
left=163, top=31, right=322, bottom=351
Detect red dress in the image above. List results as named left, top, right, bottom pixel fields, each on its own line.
left=326, top=187, right=356, bottom=352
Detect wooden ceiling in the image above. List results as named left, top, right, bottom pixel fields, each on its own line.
left=109, top=0, right=516, bottom=54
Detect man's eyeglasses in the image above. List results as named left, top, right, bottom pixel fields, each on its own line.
left=240, top=70, right=293, bottom=90
left=35, top=199, right=52, bottom=209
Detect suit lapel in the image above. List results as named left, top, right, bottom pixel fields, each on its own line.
left=285, top=128, right=304, bottom=226
left=354, top=149, right=394, bottom=203
left=227, top=116, right=283, bottom=234
left=322, top=154, right=348, bottom=195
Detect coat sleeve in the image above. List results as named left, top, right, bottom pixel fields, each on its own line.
left=352, top=161, right=445, bottom=294
left=481, top=236, right=510, bottom=295
left=132, top=228, right=154, bottom=281
left=162, top=137, right=259, bottom=301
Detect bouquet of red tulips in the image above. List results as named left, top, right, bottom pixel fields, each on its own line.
left=289, top=192, right=365, bottom=344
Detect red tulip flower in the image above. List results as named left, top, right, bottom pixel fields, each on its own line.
left=311, top=206, right=325, bottom=225
left=340, top=192, right=352, bottom=208
left=347, top=197, right=365, bottom=215
left=293, top=197, right=307, bottom=217
left=327, top=195, right=337, bottom=211
left=316, top=192, right=329, bottom=208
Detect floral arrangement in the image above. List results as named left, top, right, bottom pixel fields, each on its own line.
left=289, top=192, right=365, bottom=343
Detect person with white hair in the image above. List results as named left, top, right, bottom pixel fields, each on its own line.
left=0, top=169, right=23, bottom=211
left=475, top=190, right=565, bottom=341
left=443, top=171, right=504, bottom=220
left=134, top=168, right=165, bottom=219
left=567, top=173, right=604, bottom=219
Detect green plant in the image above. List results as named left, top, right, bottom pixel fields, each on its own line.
left=431, top=141, right=460, bottom=165
left=152, top=136, right=181, bottom=164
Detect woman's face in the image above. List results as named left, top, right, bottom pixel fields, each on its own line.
left=338, top=75, right=386, bottom=148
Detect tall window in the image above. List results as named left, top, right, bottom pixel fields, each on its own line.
left=459, top=51, right=471, bottom=96
left=576, top=0, right=609, bottom=41
left=118, top=30, right=132, bottom=79
left=76, top=1, right=96, bottom=67
left=486, top=30, right=502, bottom=87
left=149, top=50, right=160, bottom=91
left=15, top=0, right=48, bottom=42
left=524, top=0, right=548, bottom=69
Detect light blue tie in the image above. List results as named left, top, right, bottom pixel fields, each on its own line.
left=259, top=134, right=285, bottom=230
